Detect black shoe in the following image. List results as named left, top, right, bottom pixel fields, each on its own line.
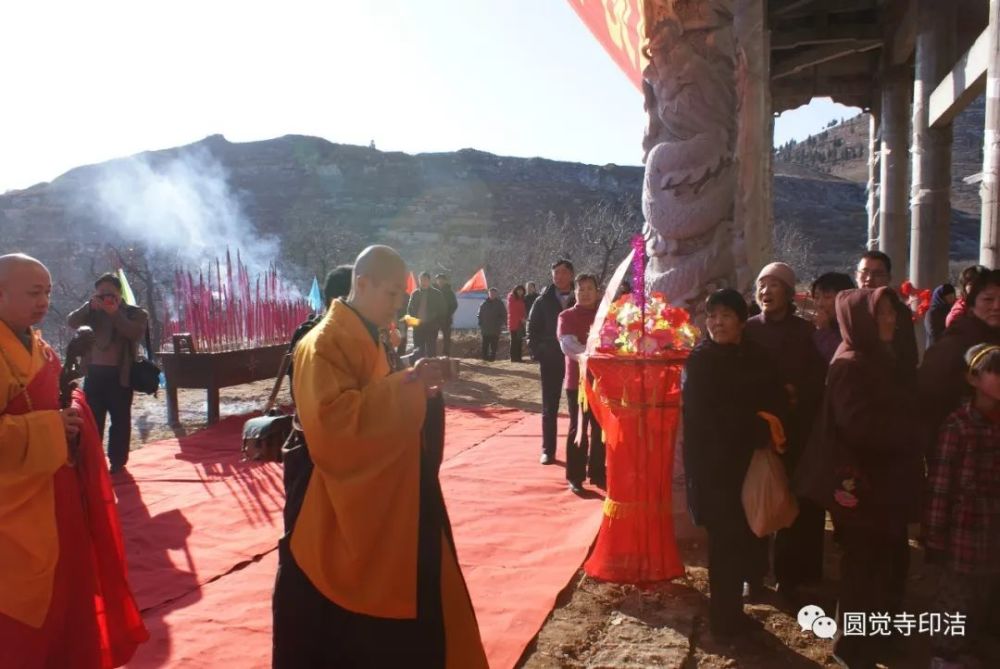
left=743, top=582, right=768, bottom=603
left=590, top=477, right=607, bottom=489
left=568, top=481, right=584, bottom=494
left=539, top=452, right=554, bottom=465
left=109, top=464, right=125, bottom=475
left=709, top=613, right=761, bottom=639
left=774, top=582, right=800, bottom=605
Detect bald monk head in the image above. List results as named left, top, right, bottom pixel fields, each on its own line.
left=0, top=253, right=52, bottom=333
left=348, top=245, right=408, bottom=327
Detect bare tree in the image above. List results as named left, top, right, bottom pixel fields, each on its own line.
left=576, top=197, right=642, bottom=285
left=282, top=209, right=366, bottom=281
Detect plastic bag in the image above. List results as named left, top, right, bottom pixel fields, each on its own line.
left=742, top=447, right=799, bottom=537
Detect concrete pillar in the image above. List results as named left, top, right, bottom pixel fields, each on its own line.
left=734, top=0, right=772, bottom=286
left=880, top=70, right=911, bottom=270
left=910, top=0, right=956, bottom=289
left=982, top=0, right=1000, bottom=267
left=868, top=110, right=882, bottom=250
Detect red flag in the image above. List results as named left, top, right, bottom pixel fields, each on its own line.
left=459, top=269, right=488, bottom=293
left=406, top=272, right=418, bottom=295
left=566, top=0, right=645, bottom=92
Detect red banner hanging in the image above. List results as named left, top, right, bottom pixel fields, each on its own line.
left=566, top=0, right=646, bottom=91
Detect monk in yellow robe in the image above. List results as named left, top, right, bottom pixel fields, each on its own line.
left=0, top=254, right=147, bottom=668
left=272, top=245, right=487, bottom=669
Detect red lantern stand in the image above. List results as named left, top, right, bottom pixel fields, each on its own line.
left=583, top=351, right=687, bottom=583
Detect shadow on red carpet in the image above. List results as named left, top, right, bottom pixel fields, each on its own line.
left=119, top=407, right=600, bottom=668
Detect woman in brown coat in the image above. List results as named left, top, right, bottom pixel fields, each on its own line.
left=807, top=288, right=924, bottom=669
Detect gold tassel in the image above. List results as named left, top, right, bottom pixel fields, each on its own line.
left=602, top=498, right=672, bottom=520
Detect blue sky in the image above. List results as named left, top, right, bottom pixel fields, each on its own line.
left=0, top=0, right=857, bottom=193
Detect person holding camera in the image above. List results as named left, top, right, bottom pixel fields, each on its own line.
left=67, top=273, right=148, bottom=474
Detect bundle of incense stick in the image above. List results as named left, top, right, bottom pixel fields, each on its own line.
left=162, top=249, right=311, bottom=353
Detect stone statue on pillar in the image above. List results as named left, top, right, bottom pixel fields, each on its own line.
left=641, top=0, right=740, bottom=312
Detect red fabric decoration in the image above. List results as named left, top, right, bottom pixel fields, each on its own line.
left=899, top=281, right=932, bottom=321
left=583, top=353, right=687, bottom=583
left=406, top=272, right=417, bottom=295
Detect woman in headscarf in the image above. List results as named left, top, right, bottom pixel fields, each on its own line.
left=682, top=289, right=787, bottom=638
left=744, top=262, right=827, bottom=600
left=812, top=288, right=925, bottom=669
left=925, top=283, right=956, bottom=347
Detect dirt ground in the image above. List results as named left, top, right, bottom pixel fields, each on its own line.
left=127, top=333, right=987, bottom=668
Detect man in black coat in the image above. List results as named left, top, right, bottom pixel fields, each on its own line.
left=527, top=260, right=575, bottom=465
left=477, top=288, right=506, bottom=361
left=436, top=274, right=459, bottom=356
left=524, top=282, right=540, bottom=315
left=407, top=272, right=446, bottom=359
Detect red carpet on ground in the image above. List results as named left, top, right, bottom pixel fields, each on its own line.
left=119, top=406, right=601, bottom=668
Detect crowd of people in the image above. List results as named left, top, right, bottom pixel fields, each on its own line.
left=679, top=252, right=1000, bottom=669
left=3, top=241, right=999, bottom=668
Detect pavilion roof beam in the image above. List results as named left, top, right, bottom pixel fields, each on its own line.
left=772, top=75, right=875, bottom=111
left=772, top=24, right=883, bottom=49
left=928, top=27, right=990, bottom=127
left=886, top=0, right=918, bottom=64
left=772, top=40, right=883, bottom=80
left=771, top=0, right=879, bottom=21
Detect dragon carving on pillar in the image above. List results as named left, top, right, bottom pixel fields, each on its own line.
left=641, top=0, right=739, bottom=311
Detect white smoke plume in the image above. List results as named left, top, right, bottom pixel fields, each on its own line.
left=87, top=146, right=280, bottom=277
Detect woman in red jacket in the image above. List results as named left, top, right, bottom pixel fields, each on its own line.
left=507, top=285, right=527, bottom=362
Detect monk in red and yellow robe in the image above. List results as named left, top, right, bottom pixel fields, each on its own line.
left=273, top=246, right=487, bottom=668
left=0, top=254, right=147, bottom=668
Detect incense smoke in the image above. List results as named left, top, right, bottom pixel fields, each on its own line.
left=85, top=146, right=280, bottom=276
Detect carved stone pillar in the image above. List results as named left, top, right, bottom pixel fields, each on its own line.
left=910, top=0, right=955, bottom=290
left=641, top=0, right=740, bottom=311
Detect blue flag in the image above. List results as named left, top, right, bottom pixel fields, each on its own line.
left=308, top=277, right=323, bottom=312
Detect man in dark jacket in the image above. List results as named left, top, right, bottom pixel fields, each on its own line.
left=527, top=260, right=575, bottom=464
left=67, top=273, right=149, bottom=473
left=407, top=272, right=446, bottom=359
left=855, top=251, right=918, bottom=381
left=524, top=282, right=540, bottom=316
left=436, top=274, right=459, bottom=356
left=477, top=288, right=506, bottom=361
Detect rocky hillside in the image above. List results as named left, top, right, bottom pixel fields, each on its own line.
left=0, top=125, right=982, bottom=346
left=776, top=95, right=986, bottom=217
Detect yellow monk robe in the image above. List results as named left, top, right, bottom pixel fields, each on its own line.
left=0, top=321, right=68, bottom=627
left=291, top=300, right=487, bottom=668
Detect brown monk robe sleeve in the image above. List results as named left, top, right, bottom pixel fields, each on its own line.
left=290, top=306, right=429, bottom=619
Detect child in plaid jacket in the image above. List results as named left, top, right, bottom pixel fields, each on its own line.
left=924, top=343, right=1000, bottom=667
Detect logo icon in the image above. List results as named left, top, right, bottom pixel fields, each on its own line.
left=798, top=605, right=839, bottom=639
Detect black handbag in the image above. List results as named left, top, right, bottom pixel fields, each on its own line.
left=131, top=324, right=161, bottom=395
left=241, top=354, right=294, bottom=463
